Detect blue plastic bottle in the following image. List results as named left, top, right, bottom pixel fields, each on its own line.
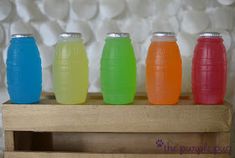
left=7, top=34, right=42, bottom=104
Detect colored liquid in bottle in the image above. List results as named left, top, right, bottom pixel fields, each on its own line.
left=53, top=33, right=88, bottom=104
left=7, top=34, right=42, bottom=104
left=101, top=33, right=136, bottom=105
left=192, top=32, right=227, bottom=105
left=146, top=32, right=182, bottom=105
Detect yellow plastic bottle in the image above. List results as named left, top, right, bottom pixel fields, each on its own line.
left=53, top=33, right=88, bottom=104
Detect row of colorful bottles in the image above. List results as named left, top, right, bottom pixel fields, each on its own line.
left=6, top=32, right=227, bottom=105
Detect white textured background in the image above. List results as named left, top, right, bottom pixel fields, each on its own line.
left=0, top=0, right=235, bottom=156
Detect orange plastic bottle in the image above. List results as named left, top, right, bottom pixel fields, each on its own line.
left=146, top=32, right=182, bottom=105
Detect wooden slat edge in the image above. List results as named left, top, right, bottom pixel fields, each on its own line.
left=2, top=104, right=232, bottom=132
left=4, top=152, right=230, bottom=158
left=4, top=132, right=14, bottom=151
left=216, top=132, right=231, bottom=147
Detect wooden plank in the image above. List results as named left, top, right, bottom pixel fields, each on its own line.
left=4, top=132, right=14, bottom=151
left=2, top=101, right=232, bottom=132
left=216, top=132, right=231, bottom=145
left=4, top=152, right=230, bottom=158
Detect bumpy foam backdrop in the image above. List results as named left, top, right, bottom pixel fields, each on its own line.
left=0, top=0, right=235, bottom=155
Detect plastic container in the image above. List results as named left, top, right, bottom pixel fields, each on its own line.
left=7, top=34, right=42, bottom=104
left=53, top=33, right=88, bottom=104
left=146, top=32, right=182, bottom=105
left=192, top=32, right=227, bottom=105
left=101, top=33, right=136, bottom=105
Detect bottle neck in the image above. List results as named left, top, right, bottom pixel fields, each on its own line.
left=105, top=37, right=131, bottom=43
left=151, top=36, right=176, bottom=42
left=11, top=37, right=35, bottom=44
left=58, top=37, right=83, bottom=43
left=198, top=37, right=223, bottom=43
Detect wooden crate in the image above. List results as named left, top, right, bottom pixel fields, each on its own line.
left=2, top=94, right=233, bottom=158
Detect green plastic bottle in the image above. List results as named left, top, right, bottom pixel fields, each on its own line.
left=101, top=33, right=136, bottom=105
left=53, top=33, right=88, bottom=104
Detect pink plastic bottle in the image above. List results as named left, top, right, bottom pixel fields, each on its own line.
left=192, top=32, right=227, bottom=105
